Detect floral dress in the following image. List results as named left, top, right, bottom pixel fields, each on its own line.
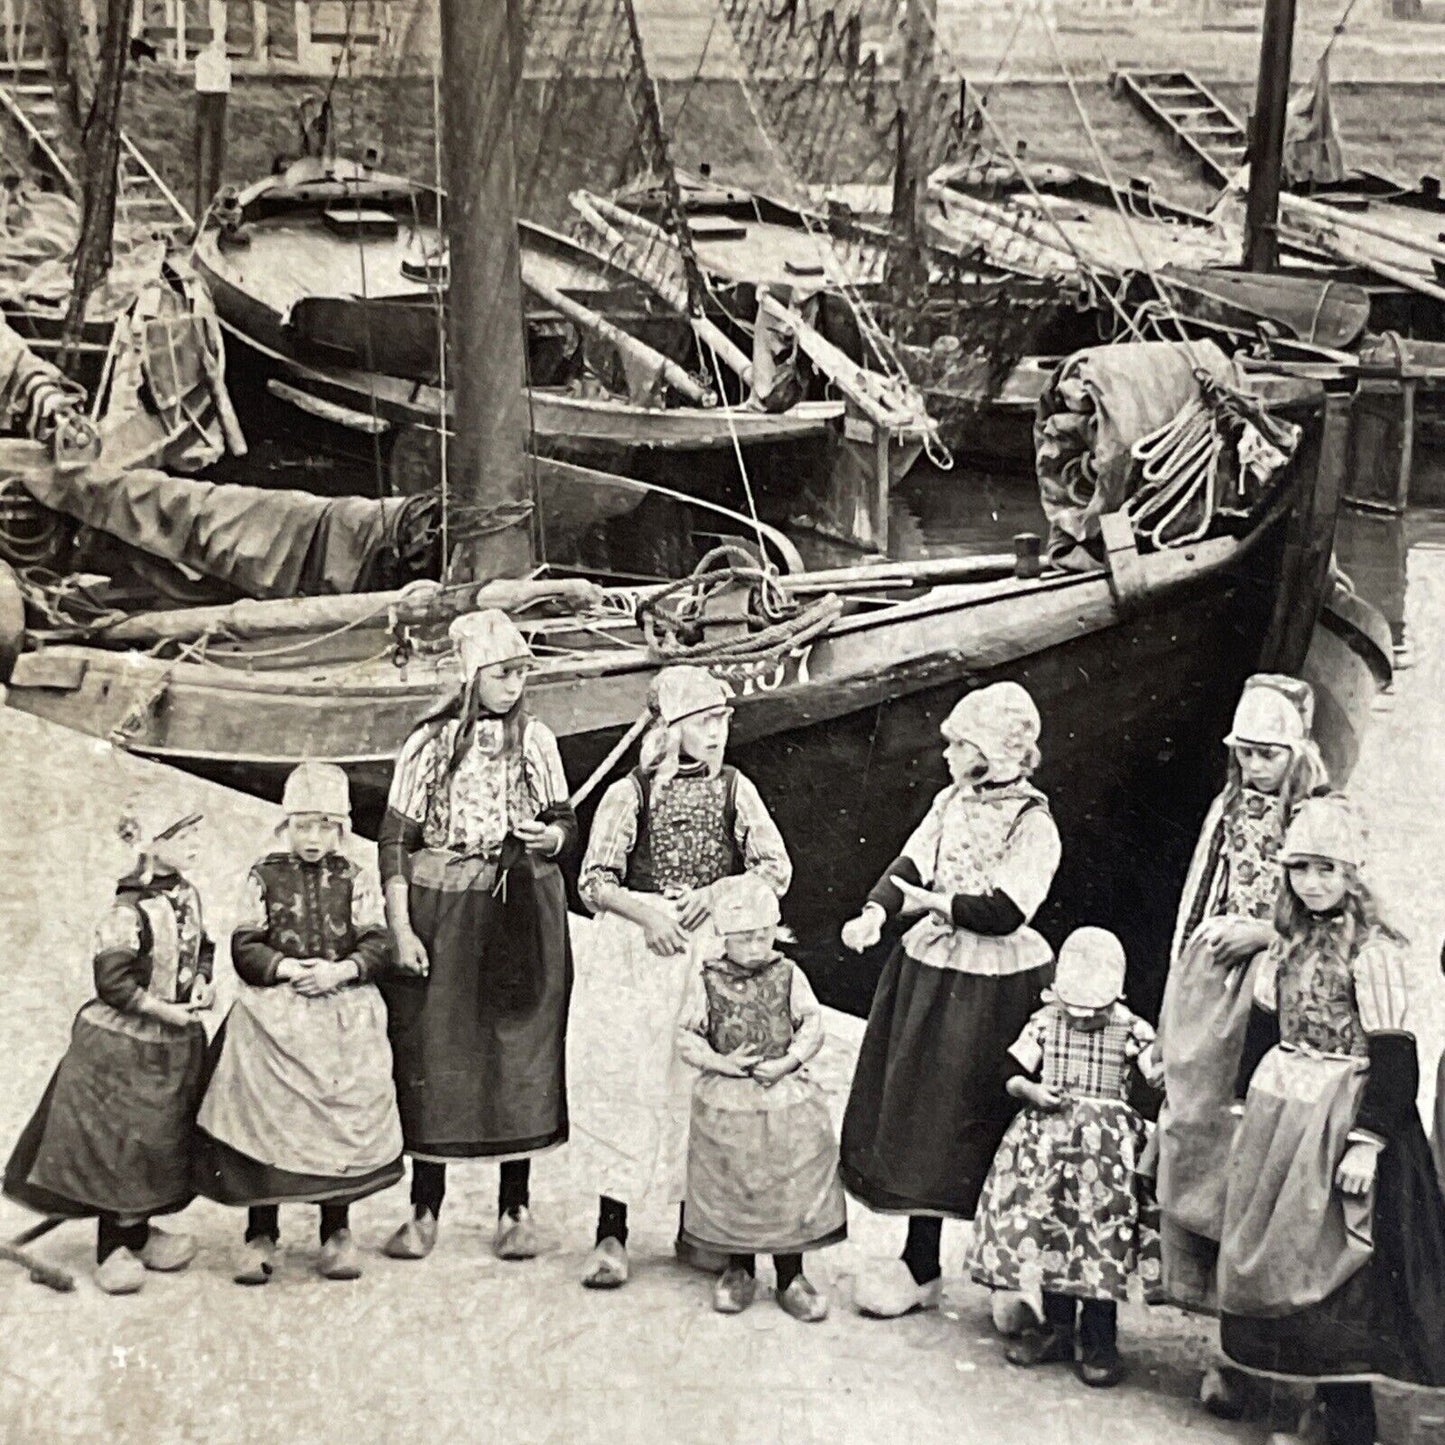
left=967, top=1002, right=1161, bottom=1302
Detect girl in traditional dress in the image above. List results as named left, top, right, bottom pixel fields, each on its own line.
left=377, top=609, right=576, bottom=1263
left=968, top=927, right=1161, bottom=1387
left=194, top=763, right=404, bottom=1284
left=1218, top=795, right=1445, bottom=1445
left=840, top=680, right=1062, bottom=1318
left=571, top=665, right=791, bottom=1289
left=675, top=873, right=845, bottom=1320
left=4, top=807, right=213, bottom=1294
left=1152, top=673, right=1328, bottom=1417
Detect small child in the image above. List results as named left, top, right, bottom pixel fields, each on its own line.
left=967, top=927, right=1161, bottom=1388
left=676, top=873, right=845, bottom=1321
left=194, top=763, right=403, bottom=1283
left=1219, top=795, right=1445, bottom=1445
left=4, top=806, right=213, bottom=1294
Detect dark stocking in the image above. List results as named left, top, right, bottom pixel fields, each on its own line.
left=1318, top=1383, right=1377, bottom=1445
left=319, top=1203, right=350, bottom=1245
left=901, top=1215, right=943, bottom=1286
left=729, top=1253, right=756, bottom=1277
left=1078, top=1299, right=1118, bottom=1360
left=245, top=1206, right=280, bottom=1243
left=774, top=1253, right=804, bottom=1291
left=499, top=1158, right=530, bottom=1216
left=596, top=1195, right=628, bottom=1247
left=1041, top=1290, right=1079, bottom=1335
left=96, top=1215, right=148, bottom=1264
left=410, top=1159, right=446, bottom=1218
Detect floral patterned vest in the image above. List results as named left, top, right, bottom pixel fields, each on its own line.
left=1276, top=914, right=1369, bottom=1058
left=113, top=871, right=209, bottom=1004
left=250, top=853, right=362, bottom=963
left=624, top=766, right=742, bottom=895
left=702, top=956, right=794, bottom=1061
left=1221, top=788, right=1287, bottom=920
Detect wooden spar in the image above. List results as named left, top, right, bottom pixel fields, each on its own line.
left=887, top=0, right=936, bottom=326
left=758, top=293, right=927, bottom=431
left=570, top=191, right=755, bottom=384
left=1242, top=0, right=1296, bottom=272
left=87, top=579, right=607, bottom=650
left=1279, top=221, right=1445, bottom=307
left=439, top=0, right=532, bottom=582
left=518, top=256, right=715, bottom=407
left=1282, top=193, right=1445, bottom=270
left=933, top=187, right=1078, bottom=267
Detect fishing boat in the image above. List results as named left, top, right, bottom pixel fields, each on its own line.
left=0, top=0, right=1390, bottom=1022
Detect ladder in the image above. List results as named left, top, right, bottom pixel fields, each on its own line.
left=0, top=57, right=192, bottom=243
left=1111, top=69, right=1248, bottom=189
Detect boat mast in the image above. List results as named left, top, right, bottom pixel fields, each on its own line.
left=439, top=0, right=533, bottom=582
left=1242, top=0, right=1296, bottom=272
left=887, top=0, right=935, bottom=330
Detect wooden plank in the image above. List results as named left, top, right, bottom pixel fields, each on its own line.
left=1100, top=510, right=1148, bottom=616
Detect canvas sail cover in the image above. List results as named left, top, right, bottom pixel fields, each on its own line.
left=1283, top=56, right=1347, bottom=188
left=20, top=465, right=422, bottom=599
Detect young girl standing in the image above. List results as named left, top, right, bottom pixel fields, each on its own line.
left=377, top=609, right=576, bottom=1262
left=4, top=807, right=213, bottom=1294
left=1219, top=795, right=1445, bottom=1445
left=571, top=665, right=791, bottom=1289
left=968, top=927, right=1161, bottom=1387
left=194, top=763, right=404, bottom=1284
left=1153, top=673, right=1327, bottom=1414
left=675, top=873, right=846, bottom=1321
left=839, top=680, right=1062, bottom=1318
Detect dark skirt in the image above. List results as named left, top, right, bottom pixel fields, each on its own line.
left=840, top=950, right=1051, bottom=1218
left=379, top=853, right=572, bottom=1159
left=1222, top=1116, right=1445, bottom=1387
left=192, top=1130, right=403, bottom=1207
left=4, top=1002, right=207, bottom=1219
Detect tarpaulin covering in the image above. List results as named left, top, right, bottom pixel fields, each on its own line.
left=21, top=465, right=415, bottom=599
left=1283, top=57, right=1348, bottom=190
left=1033, top=340, right=1240, bottom=563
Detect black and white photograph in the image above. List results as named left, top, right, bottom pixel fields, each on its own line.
left=0, top=0, right=1443, bottom=1440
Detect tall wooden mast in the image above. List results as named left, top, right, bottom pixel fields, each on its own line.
left=887, top=0, right=935, bottom=331
left=1242, top=0, right=1296, bottom=272
left=439, top=0, right=533, bottom=581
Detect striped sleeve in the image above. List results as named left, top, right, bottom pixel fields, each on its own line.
left=1353, top=935, right=1412, bottom=1035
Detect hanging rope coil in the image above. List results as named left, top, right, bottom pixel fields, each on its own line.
left=637, top=544, right=842, bottom=664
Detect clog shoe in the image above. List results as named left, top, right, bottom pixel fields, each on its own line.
left=713, top=1265, right=757, bottom=1314
left=233, top=1237, right=277, bottom=1286
left=1005, top=1326, right=1075, bottom=1368
left=1199, top=1364, right=1248, bottom=1420
left=316, top=1229, right=362, bottom=1281
left=580, top=1238, right=629, bottom=1289
left=777, top=1274, right=829, bottom=1323
left=1077, top=1350, right=1126, bottom=1388
left=383, top=1210, right=438, bottom=1261
left=494, top=1206, right=539, bottom=1261
left=140, top=1227, right=197, bottom=1272
left=852, top=1259, right=942, bottom=1318
left=95, top=1247, right=146, bottom=1295
left=991, top=1289, right=1043, bottom=1336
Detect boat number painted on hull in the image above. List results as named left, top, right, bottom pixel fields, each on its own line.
left=715, top=644, right=813, bottom=696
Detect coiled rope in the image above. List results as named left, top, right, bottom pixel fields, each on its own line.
left=637, top=544, right=842, bottom=664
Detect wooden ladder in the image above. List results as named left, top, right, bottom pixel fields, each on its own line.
left=1111, top=69, right=1248, bottom=189
left=0, top=56, right=192, bottom=242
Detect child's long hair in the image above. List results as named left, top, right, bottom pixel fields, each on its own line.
left=637, top=718, right=697, bottom=805
left=1222, top=737, right=1329, bottom=819
left=1273, top=863, right=1408, bottom=963
left=416, top=674, right=529, bottom=784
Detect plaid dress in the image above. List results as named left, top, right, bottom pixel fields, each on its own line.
left=966, top=1003, right=1160, bottom=1302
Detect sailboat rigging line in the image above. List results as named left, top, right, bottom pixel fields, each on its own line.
left=331, top=21, right=388, bottom=501
left=703, top=334, right=768, bottom=561
left=1024, top=2, right=1204, bottom=366
left=429, top=58, right=450, bottom=572
left=720, top=66, right=935, bottom=445
left=1321, top=0, right=1364, bottom=62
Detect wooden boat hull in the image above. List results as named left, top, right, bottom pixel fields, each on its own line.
left=4, top=382, right=1356, bottom=1017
